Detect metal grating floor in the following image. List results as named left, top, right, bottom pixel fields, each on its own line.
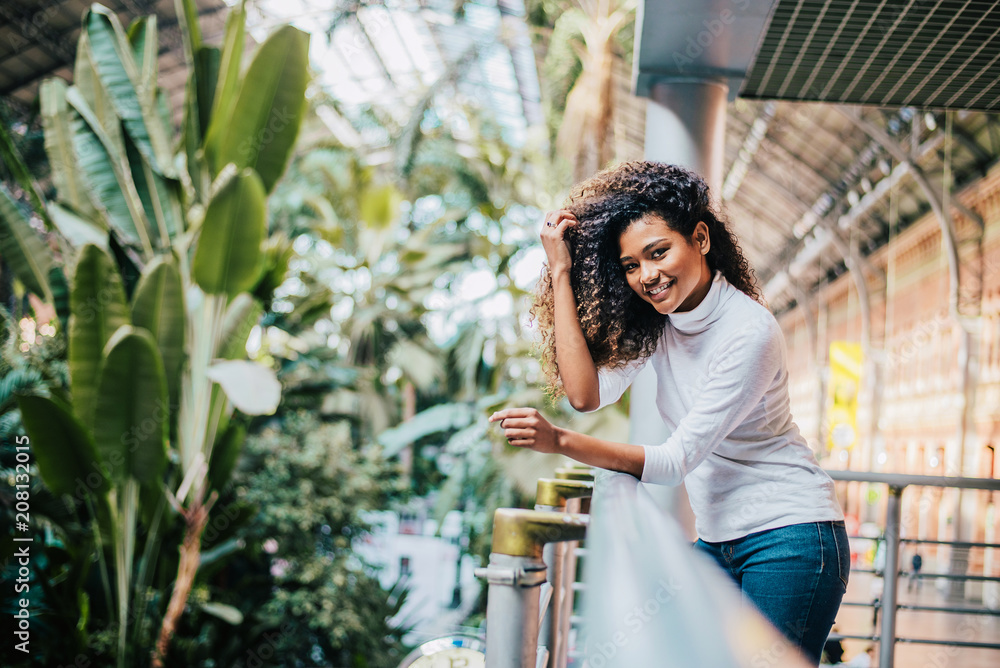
left=741, top=0, right=1000, bottom=111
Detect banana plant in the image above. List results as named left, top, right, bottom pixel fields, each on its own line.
left=9, top=1, right=310, bottom=665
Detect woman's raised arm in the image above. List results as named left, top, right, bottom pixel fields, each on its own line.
left=541, top=210, right=601, bottom=412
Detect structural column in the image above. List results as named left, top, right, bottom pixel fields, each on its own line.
left=645, top=80, right=729, bottom=197
left=631, top=78, right=728, bottom=526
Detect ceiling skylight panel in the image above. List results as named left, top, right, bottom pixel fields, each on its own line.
left=463, top=1, right=501, bottom=32
left=331, top=19, right=383, bottom=81
left=489, top=89, right=525, bottom=116
left=358, top=7, right=418, bottom=80
left=433, top=23, right=478, bottom=59
left=390, top=10, right=438, bottom=78
left=479, top=44, right=520, bottom=105
left=356, top=73, right=391, bottom=95
left=316, top=60, right=368, bottom=106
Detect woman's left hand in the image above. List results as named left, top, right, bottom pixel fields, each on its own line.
left=488, top=408, right=562, bottom=454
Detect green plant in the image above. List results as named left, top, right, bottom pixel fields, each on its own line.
left=234, top=411, right=409, bottom=667
left=1, top=1, right=310, bottom=665
left=525, top=0, right=636, bottom=180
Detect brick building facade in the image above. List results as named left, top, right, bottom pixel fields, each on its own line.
left=777, top=162, right=1000, bottom=603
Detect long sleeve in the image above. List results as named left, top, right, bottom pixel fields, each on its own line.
left=586, top=355, right=650, bottom=412
left=640, top=319, right=782, bottom=486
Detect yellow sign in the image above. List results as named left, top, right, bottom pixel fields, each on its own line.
left=828, top=341, right=862, bottom=450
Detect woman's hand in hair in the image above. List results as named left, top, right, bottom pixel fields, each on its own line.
left=489, top=408, right=563, bottom=454
left=540, top=210, right=579, bottom=276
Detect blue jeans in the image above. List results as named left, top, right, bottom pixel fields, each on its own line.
left=694, top=521, right=849, bottom=666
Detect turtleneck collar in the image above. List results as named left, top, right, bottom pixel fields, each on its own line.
left=667, top=270, right=729, bottom=334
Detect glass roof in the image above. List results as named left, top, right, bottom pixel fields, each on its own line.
left=244, top=0, right=542, bottom=148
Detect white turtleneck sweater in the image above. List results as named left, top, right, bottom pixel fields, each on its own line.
left=589, top=271, right=843, bottom=542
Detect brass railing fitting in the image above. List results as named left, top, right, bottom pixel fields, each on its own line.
left=491, top=508, right=589, bottom=558
left=535, top=478, right=594, bottom=508
left=554, top=467, right=595, bottom=482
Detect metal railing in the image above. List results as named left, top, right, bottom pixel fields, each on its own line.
left=474, top=467, right=594, bottom=668
left=477, top=468, right=818, bottom=667
left=825, top=470, right=1000, bottom=667
left=476, top=468, right=1000, bottom=668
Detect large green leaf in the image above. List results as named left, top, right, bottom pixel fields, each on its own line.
left=206, top=360, right=281, bottom=415
left=195, top=47, right=220, bottom=145
left=93, top=326, right=168, bottom=485
left=128, top=14, right=175, bottom=178
left=49, top=266, right=70, bottom=335
left=208, top=421, right=246, bottom=493
left=73, top=30, right=125, bottom=159
left=131, top=256, right=185, bottom=415
left=253, top=233, right=294, bottom=300
left=123, top=131, right=182, bottom=246
left=49, top=201, right=109, bottom=250
left=203, top=25, right=310, bottom=192
left=84, top=6, right=170, bottom=174
left=192, top=168, right=265, bottom=296
left=65, top=86, right=151, bottom=251
left=0, top=186, right=53, bottom=300
left=218, top=293, right=262, bottom=360
left=181, top=68, right=206, bottom=202
left=209, top=0, right=246, bottom=131
left=69, top=244, right=130, bottom=430
left=175, top=0, right=202, bottom=60
left=127, top=16, right=156, bottom=90
left=16, top=393, right=109, bottom=497
left=378, top=402, right=476, bottom=457
left=41, top=78, right=99, bottom=217
left=0, top=120, right=50, bottom=224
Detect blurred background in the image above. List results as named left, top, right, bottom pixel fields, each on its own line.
left=0, top=1, right=999, bottom=666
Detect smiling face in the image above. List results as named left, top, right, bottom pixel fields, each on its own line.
left=618, top=215, right=713, bottom=314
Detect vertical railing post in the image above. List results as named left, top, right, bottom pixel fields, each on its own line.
left=880, top=484, right=904, bottom=668
left=481, top=552, right=547, bottom=668
left=538, top=541, right=563, bottom=666
left=535, top=477, right=594, bottom=668
left=557, top=497, right=582, bottom=668
left=553, top=468, right=594, bottom=668
left=477, top=509, right=589, bottom=668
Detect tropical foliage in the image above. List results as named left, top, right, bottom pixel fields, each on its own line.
left=1, top=0, right=643, bottom=662
left=526, top=0, right=637, bottom=180
left=134, top=409, right=409, bottom=668
left=0, top=0, right=310, bottom=665
left=230, top=411, right=408, bottom=667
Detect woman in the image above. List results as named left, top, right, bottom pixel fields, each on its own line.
left=488, top=162, right=847, bottom=665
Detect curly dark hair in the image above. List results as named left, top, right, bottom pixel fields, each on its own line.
left=531, top=161, right=761, bottom=396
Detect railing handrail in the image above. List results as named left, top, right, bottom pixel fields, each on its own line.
left=479, top=469, right=1000, bottom=667
left=825, top=469, right=1000, bottom=491
left=823, top=468, right=1000, bottom=668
